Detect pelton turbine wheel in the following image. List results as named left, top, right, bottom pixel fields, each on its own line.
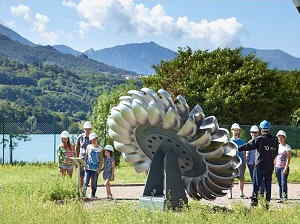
left=108, top=88, right=241, bottom=201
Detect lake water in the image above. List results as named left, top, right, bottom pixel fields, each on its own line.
left=0, top=134, right=78, bottom=163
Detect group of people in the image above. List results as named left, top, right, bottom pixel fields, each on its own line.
left=230, top=120, right=292, bottom=208
left=57, top=121, right=115, bottom=199
left=56, top=119, right=292, bottom=206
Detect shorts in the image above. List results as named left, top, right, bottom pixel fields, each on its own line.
left=59, top=165, right=74, bottom=170
left=238, top=162, right=246, bottom=180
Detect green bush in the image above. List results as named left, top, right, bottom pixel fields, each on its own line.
left=46, top=178, right=78, bottom=201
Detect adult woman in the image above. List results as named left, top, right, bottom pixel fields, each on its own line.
left=230, top=123, right=246, bottom=198
left=275, top=130, right=292, bottom=202
left=246, top=125, right=260, bottom=182
left=246, top=125, right=265, bottom=196
left=57, top=130, right=75, bottom=177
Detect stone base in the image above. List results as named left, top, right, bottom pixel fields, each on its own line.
left=139, top=196, right=166, bottom=211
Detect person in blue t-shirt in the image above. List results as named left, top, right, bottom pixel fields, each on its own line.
left=230, top=123, right=247, bottom=198
left=83, top=133, right=103, bottom=198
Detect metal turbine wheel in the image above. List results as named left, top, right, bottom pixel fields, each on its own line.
left=108, top=88, right=241, bottom=203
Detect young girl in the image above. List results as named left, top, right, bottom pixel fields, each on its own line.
left=84, top=133, right=103, bottom=198
left=275, top=130, right=292, bottom=203
left=57, top=130, right=75, bottom=177
left=103, top=145, right=115, bottom=199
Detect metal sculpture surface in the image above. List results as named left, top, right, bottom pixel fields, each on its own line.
left=294, top=0, right=300, bottom=13
left=107, top=88, right=241, bottom=209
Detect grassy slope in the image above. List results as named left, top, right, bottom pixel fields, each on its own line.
left=1, top=158, right=300, bottom=224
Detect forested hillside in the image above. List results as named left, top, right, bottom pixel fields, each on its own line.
left=0, top=56, right=128, bottom=132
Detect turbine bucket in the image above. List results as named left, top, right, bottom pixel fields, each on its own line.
left=177, top=118, right=197, bottom=137
left=199, top=116, right=219, bottom=133
left=132, top=99, right=148, bottom=125
left=162, top=107, right=179, bottom=129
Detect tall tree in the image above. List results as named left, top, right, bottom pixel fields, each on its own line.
left=143, top=47, right=300, bottom=124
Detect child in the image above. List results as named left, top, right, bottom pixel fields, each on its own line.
left=57, top=130, right=75, bottom=177
left=103, top=145, right=115, bottom=199
left=83, top=133, right=103, bottom=198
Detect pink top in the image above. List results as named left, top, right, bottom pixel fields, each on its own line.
left=275, top=144, right=291, bottom=168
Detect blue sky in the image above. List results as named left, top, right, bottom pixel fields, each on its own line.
left=0, top=0, right=299, bottom=57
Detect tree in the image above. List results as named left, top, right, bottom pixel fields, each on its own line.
left=143, top=47, right=300, bottom=125
left=292, top=108, right=300, bottom=126
left=143, top=47, right=247, bottom=106
left=0, top=121, right=30, bottom=164
left=205, top=61, right=297, bottom=124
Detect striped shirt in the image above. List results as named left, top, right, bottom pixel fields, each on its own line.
left=58, top=145, right=75, bottom=166
left=275, top=144, right=291, bottom=168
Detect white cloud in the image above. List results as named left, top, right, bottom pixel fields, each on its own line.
left=62, top=0, right=77, bottom=8
left=34, top=13, right=49, bottom=32
left=10, top=4, right=58, bottom=44
left=10, top=4, right=32, bottom=21
left=63, top=0, right=243, bottom=48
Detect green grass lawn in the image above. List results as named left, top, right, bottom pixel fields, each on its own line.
left=0, top=157, right=300, bottom=224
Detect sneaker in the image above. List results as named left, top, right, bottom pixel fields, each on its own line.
left=250, top=198, right=258, bottom=207
left=277, top=199, right=284, bottom=203
left=240, top=194, right=248, bottom=199
left=107, top=195, right=113, bottom=200
left=264, top=202, right=270, bottom=210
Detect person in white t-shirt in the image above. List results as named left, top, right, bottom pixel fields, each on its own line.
left=274, top=130, right=292, bottom=203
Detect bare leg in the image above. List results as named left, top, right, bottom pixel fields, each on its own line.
left=240, top=180, right=245, bottom=197
left=67, top=168, right=73, bottom=177
left=60, top=168, right=67, bottom=177
left=105, top=179, right=112, bottom=198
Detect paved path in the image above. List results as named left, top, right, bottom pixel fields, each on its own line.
left=86, top=183, right=300, bottom=208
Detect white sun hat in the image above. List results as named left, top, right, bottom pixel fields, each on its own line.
left=276, top=130, right=287, bottom=138
left=89, top=133, right=98, bottom=141
left=104, top=145, right=114, bottom=152
left=60, top=130, right=70, bottom=138
left=231, top=123, right=240, bottom=130
left=83, top=121, right=92, bottom=129
left=250, top=125, right=259, bottom=132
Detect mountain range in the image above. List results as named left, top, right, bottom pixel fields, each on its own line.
left=1, top=24, right=300, bottom=75
left=53, top=42, right=300, bottom=75
left=0, top=25, right=134, bottom=76
left=0, top=24, right=35, bottom=47
left=83, top=42, right=176, bottom=74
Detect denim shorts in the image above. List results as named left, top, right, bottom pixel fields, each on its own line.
left=59, top=165, right=74, bottom=170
